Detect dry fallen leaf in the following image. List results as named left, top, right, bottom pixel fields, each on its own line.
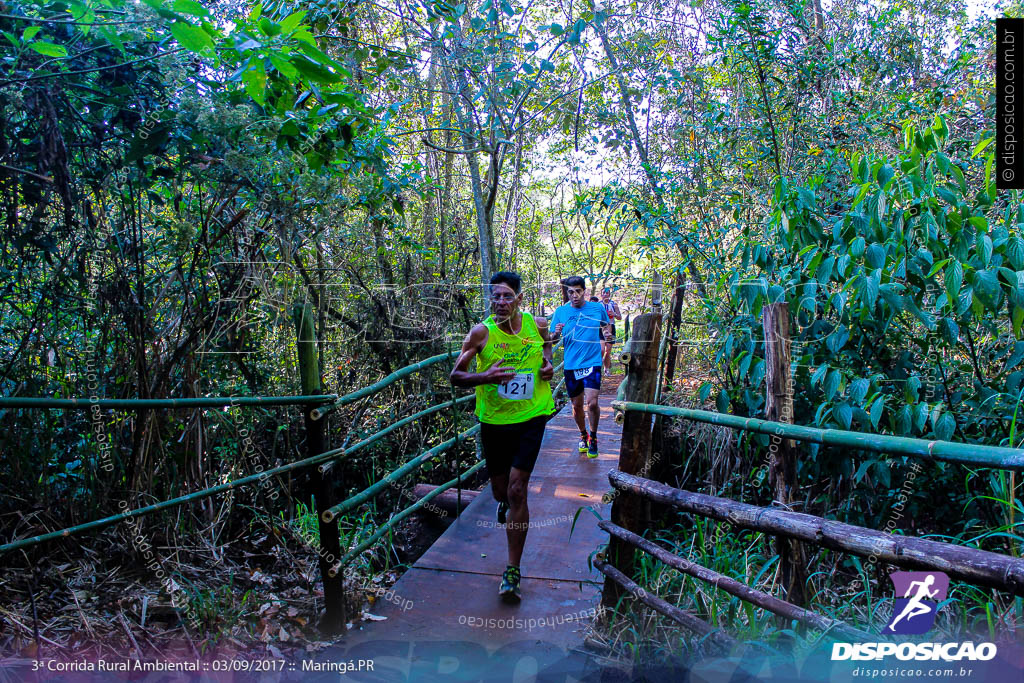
left=362, top=613, right=387, bottom=622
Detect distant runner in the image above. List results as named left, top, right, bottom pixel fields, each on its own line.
left=450, top=271, right=555, bottom=603
left=550, top=276, right=611, bottom=458
left=600, top=287, right=622, bottom=375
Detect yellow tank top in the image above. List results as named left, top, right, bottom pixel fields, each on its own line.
left=474, top=311, right=555, bottom=425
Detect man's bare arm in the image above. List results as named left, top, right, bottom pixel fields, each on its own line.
left=450, top=325, right=516, bottom=387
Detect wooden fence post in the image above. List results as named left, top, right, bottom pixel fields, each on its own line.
left=664, top=273, right=686, bottom=383
left=294, top=302, right=344, bottom=632
left=602, top=311, right=661, bottom=612
left=763, top=302, right=807, bottom=607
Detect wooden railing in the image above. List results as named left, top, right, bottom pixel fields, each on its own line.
left=600, top=302, right=1024, bottom=643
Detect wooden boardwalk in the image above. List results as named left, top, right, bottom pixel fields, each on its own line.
left=307, top=377, right=625, bottom=681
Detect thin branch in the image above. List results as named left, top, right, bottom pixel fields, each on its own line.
left=0, top=48, right=185, bottom=86
left=0, top=164, right=53, bottom=183
left=422, top=139, right=483, bottom=154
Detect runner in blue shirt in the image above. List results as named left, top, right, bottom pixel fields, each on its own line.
left=550, top=276, right=611, bottom=457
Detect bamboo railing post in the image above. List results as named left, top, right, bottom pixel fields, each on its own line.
left=294, top=302, right=343, bottom=632
left=763, top=302, right=807, bottom=607
left=602, top=310, right=661, bottom=612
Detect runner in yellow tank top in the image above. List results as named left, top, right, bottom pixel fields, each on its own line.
left=450, top=271, right=555, bottom=603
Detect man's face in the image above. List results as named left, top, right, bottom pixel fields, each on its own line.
left=489, top=282, right=520, bottom=321
left=601, top=289, right=611, bottom=302
left=567, top=285, right=586, bottom=308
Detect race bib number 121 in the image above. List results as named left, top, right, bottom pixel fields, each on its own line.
left=497, top=373, right=534, bottom=400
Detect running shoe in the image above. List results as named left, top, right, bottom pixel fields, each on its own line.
left=496, top=501, right=509, bottom=525
left=499, top=565, right=522, bottom=603
left=578, top=436, right=588, bottom=453
left=588, top=435, right=599, bottom=458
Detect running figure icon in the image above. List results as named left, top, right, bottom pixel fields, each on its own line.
left=884, top=570, right=949, bottom=634
left=887, top=574, right=939, bottom=632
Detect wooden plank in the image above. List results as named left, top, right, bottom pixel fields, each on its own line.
left=608, top=471, right=1024, bottom=597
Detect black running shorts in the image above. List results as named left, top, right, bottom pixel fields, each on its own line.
left=480, top=414, right=549, bottom=476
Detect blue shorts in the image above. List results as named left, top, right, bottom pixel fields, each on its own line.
left=564, top=366, right=602, bottom=398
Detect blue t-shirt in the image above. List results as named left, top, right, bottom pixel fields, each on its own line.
left=551, top=301, right=610, bottom=371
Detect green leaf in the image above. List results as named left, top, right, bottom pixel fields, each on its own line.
left=824, top=370, right=840, bottom=401
left=940, top=317, right=959, bottom=345
left=973, top=269, right=1001, bottom=309
left=896, top=404, right=912, bottom=434
left=280, top=10, right=307, bottom=33
left=869, top=397, right=884, bottom=429
left=1008, top=237, right=1024, bottom=270
left=913, top=402, right=929, bottom=432
left=811, top=364, right=828, bottom=386
left=716, top=389, right=729, bottom=414
left=172, top=0, right=210, bottom=17
left=826, top=325, right=849, bottom=355
left=865, top=243, right=886, bottom=269
left=972, top=137, right=993, bottom=158
left=22, top=26, right=41, bottom=41
left=169, top=21, right=213, bottom=53
left=268, top=53, right=298, bottom=79
left=934, top=412, right=955, bottom=441
left=28, top=41, right=68, bottom=57
left=242, top=65, right=266, bottom=104
left=849, top=236, right=865, bottom=257
left=865, top=269, right=880, bottom=306
left=290, top=55, right=342, bottom=83
left=876, top=164, right=894, bottom=188
left=698, top=382, right=712, bottom=404
left=980, top=234, right=993, bottom=267
left=945, top=261, right=963, bottom=300
left=927, top=258, right=950, bottom=278
left=834, top=402, right=853, bottom=430
left=848, top=378, right=869, bottom=404
left=257, top=17, right=279, bottom=36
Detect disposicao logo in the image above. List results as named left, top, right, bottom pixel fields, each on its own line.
left=886, top=571, right=949, bottom=635
left=831, top=571, right=998, bottom=662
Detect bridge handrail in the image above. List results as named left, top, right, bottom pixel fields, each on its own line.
left=0, top=395, right=338, bottom=409
left=322, top=424, right=481, bottom=523
left=0, top=351, right=462, bottom=413
left=597, top=519, right=872, bottom=640
left=312, top=351, right=459, bottom=419
left=0, top=393, right=477, bottom=555
left=607, top=470, right=1024, bottom=598
left=329, top=458, right=487, bottom=576
left=611, top=401, right=1024, bottom=471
